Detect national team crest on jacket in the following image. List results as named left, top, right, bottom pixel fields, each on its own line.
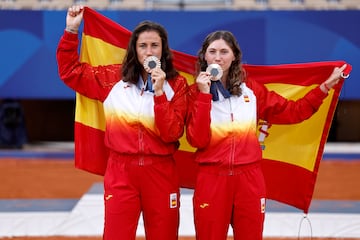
left=244, top=95, right=250, bottom=102
left=170, top=193, right=177, bottom=208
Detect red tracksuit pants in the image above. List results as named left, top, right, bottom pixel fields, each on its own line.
left=103, top=153, right=180, bottom=240
left=193, top=161, right=266, bottom=240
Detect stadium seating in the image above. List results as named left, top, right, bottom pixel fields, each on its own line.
left=268, top=0, right=306, bottom=10
left=342, top=0, right=360, bottom=9
left=0, top=0, right=356, bottom=11
left=36, top=0, right=74, bottom=10
left=74, top=0, right=109, bottom=9
left=233, top=0, right=269, bottom=10
left=108, top=0, right=146, bottom=10
left=0, top=0, right=36, bottom=9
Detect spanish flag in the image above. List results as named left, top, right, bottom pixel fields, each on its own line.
left=75, top=7, right=351, bottom=213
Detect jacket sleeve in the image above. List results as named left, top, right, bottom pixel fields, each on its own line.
left=56, top=31, right=121, bottom=102
left=250, top=80, right=329, bottom=124
left=185, top=84, right=213, bottom=148
left=154, top=75, right=189, bottom=143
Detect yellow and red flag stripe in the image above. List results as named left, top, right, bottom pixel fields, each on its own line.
left=75, top=7, right=351, bottom=213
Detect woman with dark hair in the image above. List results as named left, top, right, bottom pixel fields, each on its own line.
left=186, top=30, right=347, bottom=240
left=56, top=5, right=188, bottom=240
left=122, top=21, right=179, bottom=83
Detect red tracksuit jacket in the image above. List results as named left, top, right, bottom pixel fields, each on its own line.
left=186, top=79, right=328, bottom=166
left=56, top=31, right=188, bottom=156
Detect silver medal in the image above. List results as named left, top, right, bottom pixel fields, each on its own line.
left=206, top=63, right=223, bottom=81
left=143, top=56, right=161, bottom=73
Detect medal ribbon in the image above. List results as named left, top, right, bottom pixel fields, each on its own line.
left=145, top=74, right=154, bottom=92
left=210, top=80, right=230, bottom=101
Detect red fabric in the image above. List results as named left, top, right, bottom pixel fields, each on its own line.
left=245, top=62, right=352, bottom=85
left=57, top=31, right=120, bottom=101
left=261, top=159, right=316, bottom=212
left=193, top=163, right=265, bottom=240
left=103, top=153, right=179, bottom=239
left=74, top=122, right=108, bottom=175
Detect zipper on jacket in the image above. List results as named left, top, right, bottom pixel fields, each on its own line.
left=229, top=136, right=235, bottom=175
left=228, top=98, right=235, bottom=175
left=137, top=92, right=145, bottom=166
left=138, top=127, right=145, bottom=166
left=229, top=98, right=234, bottom=122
